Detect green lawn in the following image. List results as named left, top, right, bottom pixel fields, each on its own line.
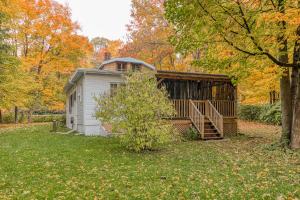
left=0, top=123, right=299, bottom=199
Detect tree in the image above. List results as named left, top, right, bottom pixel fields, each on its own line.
left=121, top=0, right=190, bottom=70
left=239, top=66, right=281, bottom=104
left=94, top=72, right=175, bottom=152
left=91, top=37, right=110, bottom=53
left=10, top=0, right=93, bottom=111
left=165, top=0, right=300, bottom=149
left=0, top=0, right=31, bottom=121
left=97, top=39, right=123, bottom=61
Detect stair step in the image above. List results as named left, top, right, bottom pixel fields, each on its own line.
left=203, top=136, right=223, bottom=140
left=205, top=132, right=220, bottom=135
left=204, top=129, right=217, bottom=133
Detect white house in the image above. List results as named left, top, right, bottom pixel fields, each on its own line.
left=64, top=58, right=156, bottom=136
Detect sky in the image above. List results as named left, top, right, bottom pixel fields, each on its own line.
left=56, top=0, right=132, bottom=40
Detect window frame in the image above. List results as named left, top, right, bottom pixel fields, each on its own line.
left=78, top=85, right=82, bottom=102
left=132, top=64, right=141, bottom=72
left=69, top=91, right=77, bottom=114
left=110, top=83, right=119, bottom=97
left=117, top=62, right=127, bottom=72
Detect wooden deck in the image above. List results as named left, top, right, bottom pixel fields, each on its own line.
left=171, top=99, right=237, bottom=139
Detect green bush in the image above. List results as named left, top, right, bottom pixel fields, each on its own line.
left=1, top=112, right=65, bottom=124
left=95, top=72, right=175, bottom=152
left=238, top=102, right=281, bottom=125
left=182, top=127, right=199, bottom=141
left=2, top=113, right=14, bottom=124
left=32, top=115, right=66, bottom=123
left=259, top=102, right=281, bottom=125
left=238, top=104, right=263, bottom=121
left=2, top=112, right=27, bottom=123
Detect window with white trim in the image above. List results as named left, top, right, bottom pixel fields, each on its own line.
left=117, top=63, right=127, bottom=72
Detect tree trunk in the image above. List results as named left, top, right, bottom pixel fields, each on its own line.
left=291, top=67, right=299, bottom=109
left=280, top=71, right=292, bottom=144
left=278, top=0, right=292, bottom=144
left=0, top=109, right=3, bottom=124
left=292, top=1, right=300, bottom=111
left=27, top=110, right=32, bottom=123
left=14, top=106, right=18, bottom=124
left=290, top=25, right=300, bottom=149
left=291, top=75, right=300, bottom=149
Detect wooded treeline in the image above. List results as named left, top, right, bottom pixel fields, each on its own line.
left=0, top=0, right=93, bottom=121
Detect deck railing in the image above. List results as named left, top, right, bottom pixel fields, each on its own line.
left=172, top=99, right=189, bottom=118
left=189, top=100, right=205, bottom=138
left=172, top=99, right=236, bottom=118
left=192, top=100, right=206, bottom=114
left=211, top=100, right=236, bottom=117
left=206, top=100, right=224, bottom=137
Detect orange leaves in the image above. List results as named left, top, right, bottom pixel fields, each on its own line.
left=13, top=0, right=92, bottom=74
left=5, top=0, right=93, bottom=110
left=121, top=0, right=177, bottom=69
left=260, top=8, right=300, bottom=26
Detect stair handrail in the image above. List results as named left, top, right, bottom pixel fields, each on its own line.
left=206, top=100, right=224, bottom=137
left=188, top=99, right=205, bottom=138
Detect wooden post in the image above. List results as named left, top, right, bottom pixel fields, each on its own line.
left=20, top=111, right=24, bottom=123
left=52, top=120, right=58, bottom=132
left=14, top=106, right=18, bottom=124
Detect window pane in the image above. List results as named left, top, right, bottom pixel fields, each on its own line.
left=110, top=83, right=118, bottom=96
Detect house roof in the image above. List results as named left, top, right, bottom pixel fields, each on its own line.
left=99, top=57, right=156, bottom=70
left=64, top=68, right=123, bottom=93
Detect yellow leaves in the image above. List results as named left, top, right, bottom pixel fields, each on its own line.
left=239, top=66, right=280, bottom=104
left=256, top=168, right=269, bottom=179
left=261, top=8, right=300, bottom=26
left=2, top=0, right=93, bottom=110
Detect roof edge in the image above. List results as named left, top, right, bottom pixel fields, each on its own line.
left=99, top=57, right=156, bottom=71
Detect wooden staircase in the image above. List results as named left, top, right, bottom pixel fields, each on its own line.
left=203, top=117, right=222, bottom=140
left=188, top=100, right=224, bottom=140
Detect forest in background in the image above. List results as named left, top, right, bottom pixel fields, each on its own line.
left=0, top=0, right=285, bottom=120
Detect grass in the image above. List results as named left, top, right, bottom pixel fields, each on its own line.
left=0, top=122, right=299, bottom=199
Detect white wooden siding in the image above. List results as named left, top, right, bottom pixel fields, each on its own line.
left=77, top=79, right=84, bottom=126
left=66, top=77, right=84, bottom=131
left=82, top=74, right=123, bottom=135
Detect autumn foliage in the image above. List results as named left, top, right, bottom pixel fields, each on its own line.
left=0, top=0, right=93, bottom=112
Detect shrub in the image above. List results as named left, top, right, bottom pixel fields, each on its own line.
left=95, top=72, right=175, bottom=152
left=2, top=113, right=14, bottom=124
left=259, top=102, right=281, bottom=125
left=182, top=127, right=199, bottom=141
left=32, top=114, right=65, bottom=123
left=238, top=102, right=282, bottom=125
left=238, top=104, right=263, bottom=121
left=1, top=113, right=65, bottom=124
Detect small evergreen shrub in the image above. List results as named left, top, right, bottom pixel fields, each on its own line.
left=238, top=102, right=281, bottom=125
left=259, top=102, right=281, bottom=125
left=238, top=105, right=263, bottom=121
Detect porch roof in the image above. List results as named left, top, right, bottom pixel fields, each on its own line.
left=156, top=70, right=232, bottom=82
